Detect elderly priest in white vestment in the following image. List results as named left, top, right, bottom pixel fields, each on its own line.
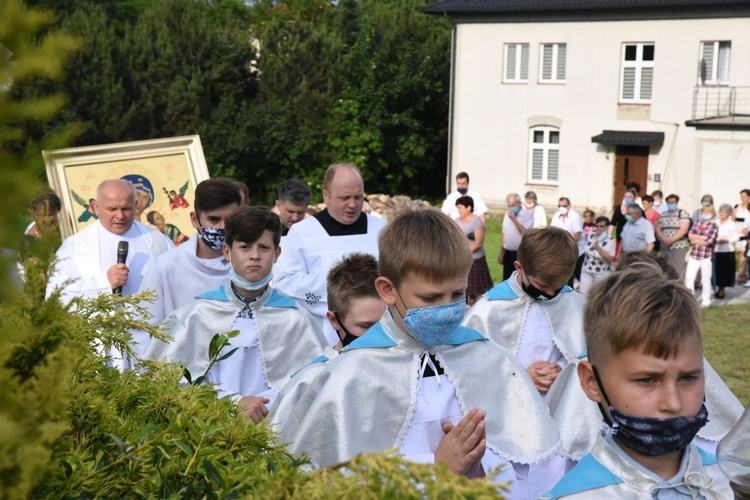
left=273, top=164, right=387, bottom=346
left=46, top=179, right=173, bottom=364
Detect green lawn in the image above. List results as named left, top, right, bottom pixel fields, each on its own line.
left=702, top=305, right=750, bottom=405
left=482, top=211, right=750, bottom=405
left=483, top=213, right=504, bottom=284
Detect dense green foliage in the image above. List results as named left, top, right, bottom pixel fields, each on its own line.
left=1, top=254, right=505, bottom=497
left=24, top=0, right=452, bottom=202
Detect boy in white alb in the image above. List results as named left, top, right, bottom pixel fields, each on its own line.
left=544, top=269, right=733, bottom=499
left=145, top=206, right=328, bottom=422
left=140, top=178, right=241, bottom=325
left=276, top=209, right=562, bottom=499
left=464, top=227, right=585, bottom=396
left=270, top=252, right=386, bottom=421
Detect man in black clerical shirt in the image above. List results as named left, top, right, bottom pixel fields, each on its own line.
left=272, top=164, right=387, bottom=346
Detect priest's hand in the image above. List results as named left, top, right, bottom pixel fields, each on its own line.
left=238, top=395, right=270, bottom=424
left=107, top=263, right=129, bottom=290
left=435, top=407, right=486, bottom=476
left=527, top=360, right=561, bottom=393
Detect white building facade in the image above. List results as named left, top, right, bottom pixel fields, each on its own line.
left=423, top=0, right=750, bottom=214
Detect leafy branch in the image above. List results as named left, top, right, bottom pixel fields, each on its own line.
left=183, top=330, right=240, bottom=386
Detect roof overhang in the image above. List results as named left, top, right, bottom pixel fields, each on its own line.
left=685, top=117, right=750, bottom=130
left=591, top=130, right=664, bottom=147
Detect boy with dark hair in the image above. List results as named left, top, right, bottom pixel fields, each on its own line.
left=276, top=208, right=561, bottom=499
left=141, top=178, right=242, bottom=324
left=544, top=269, right=733, bottom=498
left=145, top=207, right=327, bottom=422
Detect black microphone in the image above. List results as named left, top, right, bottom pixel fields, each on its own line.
left=113, top=241, right=129, bottom=295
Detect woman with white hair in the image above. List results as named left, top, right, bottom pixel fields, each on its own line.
left=714, top=203, right=739, bottom=299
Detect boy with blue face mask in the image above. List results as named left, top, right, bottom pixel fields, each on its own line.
left=276, top=208, right=561, bottom=499
left=145, top=206, right=328, bottom=423
left=543, top=269, right=733, bottom=499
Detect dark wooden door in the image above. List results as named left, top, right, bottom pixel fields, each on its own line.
left=613, top=145, right=649, bottom=204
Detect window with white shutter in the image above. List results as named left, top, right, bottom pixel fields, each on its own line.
left=504, top=43, right=529, bottom=83
left=539, top=43, right=566, bottom=83
left=699, top=41, right=730, bottom=85
left=620, top=43, right=654, bottom=103
left=529, top=127, right=560, bottom=184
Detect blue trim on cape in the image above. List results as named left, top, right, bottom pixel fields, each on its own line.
left=195, top=284, right=296, bottom=308
left=196, top=285, right=229, bottom=301
left=485, top=280, right=518, bottom=300
left=485, top=278, right=573, bottom=301
left=544, top=453, right=623, bottom=499
left=698, top=447, right=717, bottom=466
left=343, top=324, right=487, bottom=352
left=342, top=323, right=397, bottom=351
left=445, top=326, right=488, bottom=345
left=265, top=289, right=297, bottom=308
left=291, top=355, right=330, bottom=378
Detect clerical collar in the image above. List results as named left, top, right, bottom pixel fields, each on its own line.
left=314, top=209, right=368, bottom=236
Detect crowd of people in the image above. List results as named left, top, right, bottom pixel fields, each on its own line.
left=17, top=166, right=747, bottom=498
left=440, top=173, right=750, bottom=308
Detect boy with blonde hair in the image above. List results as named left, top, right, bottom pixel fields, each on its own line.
left=544, top=269, right=733, bottom=498
left=545, top=255, right=742, bottom=469
left=276, top=208, right=561, bottom=499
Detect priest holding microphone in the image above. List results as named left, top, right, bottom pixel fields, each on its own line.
left=46, top=179, right=173, bottom=364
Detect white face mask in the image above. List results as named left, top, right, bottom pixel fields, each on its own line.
left=558, top=206, right=569, bottom=215
left=228, top=264, right=273, bottom=292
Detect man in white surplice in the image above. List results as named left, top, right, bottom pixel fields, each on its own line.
left=273, top=164, right=387, bottom=346
left=46, top=179, right=173, bottom=362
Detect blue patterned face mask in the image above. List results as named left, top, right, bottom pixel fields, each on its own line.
left=395, top=293, right=465, bottom=346
left=199, top=225, right=225, bottom=250
left=510, top=205, right=521, bottom=215
left=592, top=366, right=709, bottom=456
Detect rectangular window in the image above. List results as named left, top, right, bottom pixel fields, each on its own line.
left=540, top=43, right=566, bottom=83
left=529, top=127, right=559, bottom=183
left=504, top=43, right=529, bottom=82
left=620, top=43, right=654, bottom=103
left=700, top=41, right=730, bottom=84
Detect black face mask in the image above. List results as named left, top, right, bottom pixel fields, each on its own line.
left=457, top=188, right=468, bottom=195
left=591, top=366, right=708, bottom=456
left=334, top=312, right=359, bottom=347
left=520, top=274, right=561, bottom=301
